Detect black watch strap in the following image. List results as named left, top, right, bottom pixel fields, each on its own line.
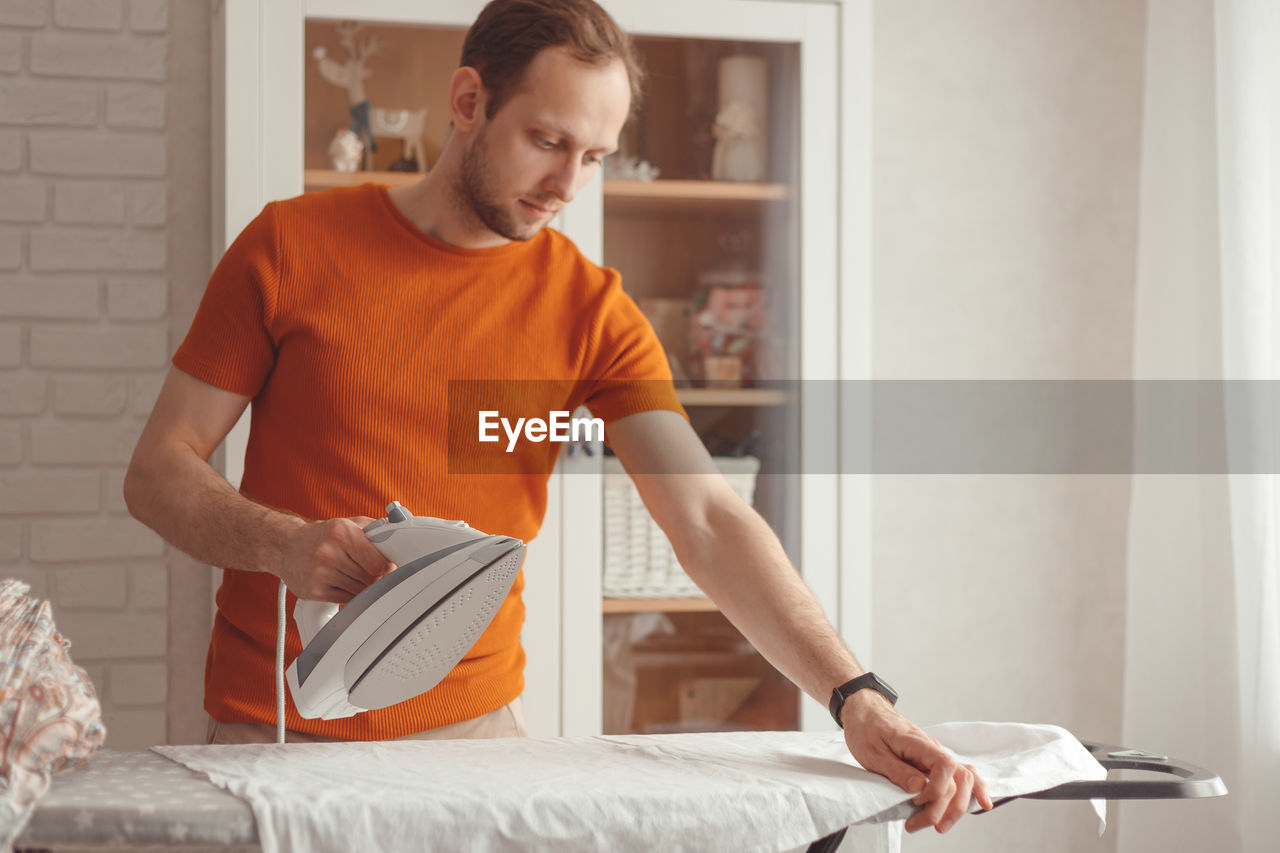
left=829, top=672, right=899, bottom=728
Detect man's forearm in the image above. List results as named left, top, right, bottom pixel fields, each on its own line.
left=124, top=442, right=305, bottom=576
left=674, top=495, right=864, bottom=706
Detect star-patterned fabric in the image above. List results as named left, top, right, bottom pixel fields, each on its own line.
left=15, top=750, right=257, bottom=850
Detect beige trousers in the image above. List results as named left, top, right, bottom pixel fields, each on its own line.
left=206, top=697, right=530, bottom=744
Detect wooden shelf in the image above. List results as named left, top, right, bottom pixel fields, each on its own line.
left=604, top=179, right=788, bottom=201
left=305, top=171, right=789, bottom=203
left=676, top=388, right=792, bottom=407
left=603, top=597, right=719, bottom=614
left=603, top=179, right=790, bottom=216
left=304, top=168, right=421, bottom=190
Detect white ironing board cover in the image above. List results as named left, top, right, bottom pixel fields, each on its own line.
left=152, top=722, right=1106, bottom=853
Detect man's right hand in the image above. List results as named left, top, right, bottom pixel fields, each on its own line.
left=274, top=516, right=395, bottom=603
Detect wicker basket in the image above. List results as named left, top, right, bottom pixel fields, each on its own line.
left=603, top=455, right=760, bottom=598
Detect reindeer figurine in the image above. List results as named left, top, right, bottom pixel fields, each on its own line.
left=313, top=22, right=428, bottom=173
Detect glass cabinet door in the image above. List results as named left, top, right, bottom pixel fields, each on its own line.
left=599, top=35, right=804, bottom=735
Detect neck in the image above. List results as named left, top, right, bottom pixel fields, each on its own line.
left=390, top=146, right=511, bottom=250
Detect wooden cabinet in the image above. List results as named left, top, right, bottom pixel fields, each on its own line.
left=215, top=0, right=871, bottom=739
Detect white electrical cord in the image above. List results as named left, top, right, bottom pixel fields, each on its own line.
left=275, top=579, right=286, bottom=744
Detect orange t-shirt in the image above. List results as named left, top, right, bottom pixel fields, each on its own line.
left=174, top=183, right=687, bottom=739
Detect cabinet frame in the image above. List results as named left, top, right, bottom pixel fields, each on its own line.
left=212, top=0, right=871, bottom=737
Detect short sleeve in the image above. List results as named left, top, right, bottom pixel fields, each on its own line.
left=172, top=203, right=281, bottom=397
left=578, top=269, right=689, bottom=426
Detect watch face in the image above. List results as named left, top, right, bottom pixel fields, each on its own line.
left=870, top=675, right=898, bottom=704
left=832, top=673, right=897, bottom=726
left=844, top=674, right=897, bottom=705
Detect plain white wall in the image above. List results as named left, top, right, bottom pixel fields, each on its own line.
left=872, top=1, right=1146, bottom=851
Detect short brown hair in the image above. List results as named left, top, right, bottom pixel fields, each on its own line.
left=460, top=0, right=644, bottom=120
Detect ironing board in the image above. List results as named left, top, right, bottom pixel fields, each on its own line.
left=14, top=736, right=1223, bottom=852
left=15, top=749, right=258, bottom=851
left=805, top=740, right=1227, bottom=852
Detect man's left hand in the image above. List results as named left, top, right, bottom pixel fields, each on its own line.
left=841, top=691, right=994, bottom=834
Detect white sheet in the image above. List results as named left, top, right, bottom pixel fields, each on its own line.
left=153, top=722, right=1106, bottom=853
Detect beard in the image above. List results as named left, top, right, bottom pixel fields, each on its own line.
left=453, top=126, right=547, bottom=242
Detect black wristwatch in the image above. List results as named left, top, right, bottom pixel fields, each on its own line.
left=829, top=672, right=899, bottom=728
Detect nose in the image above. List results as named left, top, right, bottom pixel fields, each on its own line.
left=543, top=156, right=582, bottom=204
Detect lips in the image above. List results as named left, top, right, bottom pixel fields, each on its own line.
left=521, top=200, right=557, bottom=216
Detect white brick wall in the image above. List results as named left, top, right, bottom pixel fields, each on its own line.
left=1, top=1, right=171, bottom=750
left=54, top=181, right=127, bottom=224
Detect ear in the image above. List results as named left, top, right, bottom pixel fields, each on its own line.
left=449, top=66, right=486, bottom=132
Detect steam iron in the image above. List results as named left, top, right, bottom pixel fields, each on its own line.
left=285, top=501, right=526, bottom=720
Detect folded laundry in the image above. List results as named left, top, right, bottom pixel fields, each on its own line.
left=153, top=721, right=1106, bottom=853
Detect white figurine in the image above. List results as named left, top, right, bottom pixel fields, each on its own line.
left=328, top=129, right=364, bottom=173
left=603, top=155, right=660, bottom=182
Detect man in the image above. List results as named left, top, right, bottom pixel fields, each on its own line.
left=125, top=0, right=991, bottom=836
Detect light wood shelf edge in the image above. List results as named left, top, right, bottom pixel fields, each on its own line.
left=603, top=597, right=718, bottom=613
left=603, top=179, right=789, bottom=201
left=676, top=388, right=792, bottom=407
left=304, top=168, right=420, bottom=189
left=303, top=171, right=790, bottom=202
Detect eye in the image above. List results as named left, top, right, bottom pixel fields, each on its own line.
left=537, top=137, right=557, bottom=149
left=584, top=154, right=603, bottom=165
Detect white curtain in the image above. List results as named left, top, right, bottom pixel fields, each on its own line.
left=1216, top=0, right=1280, bottom=846
left=1122, top=1, right=1280, bottom=851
